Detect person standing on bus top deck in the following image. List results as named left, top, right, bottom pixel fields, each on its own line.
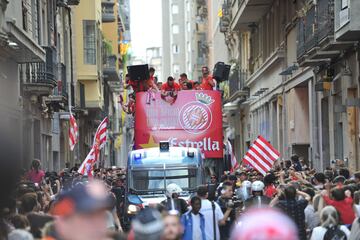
left=126, top=68, right=159, bottom=92
left=179, top=73, right=194, bottom=89
left=161, top=76, right=181, bottom=104
left=145, top=67, right=159, bottom=92
left=200, top=66, right=215, bottom=90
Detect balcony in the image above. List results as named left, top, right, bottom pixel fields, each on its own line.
left=20, top=47, right=57, bottom=96
left=107, top=81, right=123, bottom=93
left=296, top=0, right=349, bottom=67
left=53, top=63, right=68, bottom=101
left=228, top=68, right=249, bottom=102
left=57, top=0, right=80, bottom=6
left=103, top=55, right=120, bottom=82
left=4, top=21, right=45, bottom=63
left=102, top=0, right=115, bottom=23
left=219, top=3, right=231, bottom=33
left=335, top=0, right=360, bottom=41
left=67, top=0, right=80, bottom=5
left=231, top=0, right=273, bottom=31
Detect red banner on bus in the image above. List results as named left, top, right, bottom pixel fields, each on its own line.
left=135, top=91, right=223, bottom=158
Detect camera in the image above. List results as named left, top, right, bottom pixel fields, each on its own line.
left=226, top=196, right=242, bottom=209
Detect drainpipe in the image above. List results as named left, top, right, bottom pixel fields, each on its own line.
left=311, top=73, right=320, bottom=171
left=66, top=5, right=79, bottom=163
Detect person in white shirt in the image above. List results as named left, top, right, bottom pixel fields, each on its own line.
left=310, top=206, right=350, bottom=240
left=303, top=188, right=320, bottom=232
left=197, top=185, right=232, bottom=240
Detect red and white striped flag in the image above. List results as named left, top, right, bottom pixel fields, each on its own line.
left=242, top=135, right=280, bottom=176
left=226, top=140, right=239, bottom=172
left=69, top=112, right=78, bottom=151
left=92, top=117, right=109, bottom=149
left=78, top=147, right=96, bottom=176
left=78, top=117, right=109, bottom=175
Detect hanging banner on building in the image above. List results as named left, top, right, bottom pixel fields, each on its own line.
left=135, top=91, right=223, bottom=158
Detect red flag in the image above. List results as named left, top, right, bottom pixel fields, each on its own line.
left=242, top=136, right=280, bottom=176
left=78, top=117, right=108, bottom=175
left=69, top=112, right=78, bottom=151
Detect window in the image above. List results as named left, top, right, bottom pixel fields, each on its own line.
left=22, top=0, right=28, bottom=31
left=172, top=24, right=179, bottom=34
left=188, top=41, right=191, bottom=53
left=172, top=44, right=179, bottom=54
left=83, top=20, right=96, bottom=65
left=172, top=4, right=179, bottom=14
left=131, top=169, right=198, bottom=191
left=187, top=22, right=191, bottom=32
left=173, top=64, right=180, bottom=74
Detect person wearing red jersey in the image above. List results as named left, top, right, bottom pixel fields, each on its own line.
left=179, top=73, right=194, bottom=90
left=145, top=67, right=158, bottom=92
left=200, top=66, right=215, bottom=90
left=161, top=76, right=181, bottom=104
left=126, top=68, right=159, bottom=92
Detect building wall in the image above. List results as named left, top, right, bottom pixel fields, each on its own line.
left=207, top=0, right=228, bottom=68
left=162, top=0, right=209, bottom=81
left=161, top=0, right=171, bottom=80
left=222, top=0, right=360, bottom=171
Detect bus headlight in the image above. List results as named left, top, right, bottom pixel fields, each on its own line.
left=127, top=204, right=140, bottom=215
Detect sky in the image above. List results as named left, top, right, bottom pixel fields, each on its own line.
left=130, top=0, right=162, bottom=60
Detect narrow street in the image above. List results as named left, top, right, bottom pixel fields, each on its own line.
left=0, top=0, right=360, bottom=239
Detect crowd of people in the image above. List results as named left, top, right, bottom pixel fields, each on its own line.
left=121, top=66, right=216, bottom=113
left=3, top=156, right=360, bottom=240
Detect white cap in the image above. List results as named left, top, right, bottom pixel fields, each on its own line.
left=166, top=183, right=183, bottom=197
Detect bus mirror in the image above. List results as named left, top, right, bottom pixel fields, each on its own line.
left=160, top=141, right=170, bottom=152
left=187, top=151, right=194, bottom=158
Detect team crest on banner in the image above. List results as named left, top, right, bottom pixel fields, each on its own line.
left=179, top=92, right=214, bottom=135
left=135, top=91, right=223, bottom=158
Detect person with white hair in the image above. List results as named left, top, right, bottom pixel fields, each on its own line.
left=310, top=206, right=350, bottom=240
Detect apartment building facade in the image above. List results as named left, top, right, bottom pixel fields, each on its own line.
left=219, top=0, right=360, bottom=171
left=0, top=0, right=126, bottom=171
left=162, top=0, right=210, bottom=82
left=0, top=0, right=80, bottom=171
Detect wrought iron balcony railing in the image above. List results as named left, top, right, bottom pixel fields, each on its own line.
left=297, top=0, right=334, bottom=59
left=229, top=69, right=248, bottom=97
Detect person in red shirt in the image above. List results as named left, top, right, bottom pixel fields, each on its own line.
left=120, top=93, right=135, bottom=115
left=200, top=66, right=215, bottom=90
left=194, top=82, right=202, bottom=90
left=161, top=76, right=181, bottom=104
left=179, top=73, right=194, bottom=90
left=126, top=68, right=159, bottom=92
left=321, top=186, right=355, bottom=225
left=145, top=67, right=159, bottom=92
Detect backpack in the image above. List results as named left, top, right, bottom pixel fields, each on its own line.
left=323, top=225, right=347, bottom=240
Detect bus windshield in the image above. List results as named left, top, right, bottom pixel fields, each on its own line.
left=130, top=168, right=198, bottom=192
